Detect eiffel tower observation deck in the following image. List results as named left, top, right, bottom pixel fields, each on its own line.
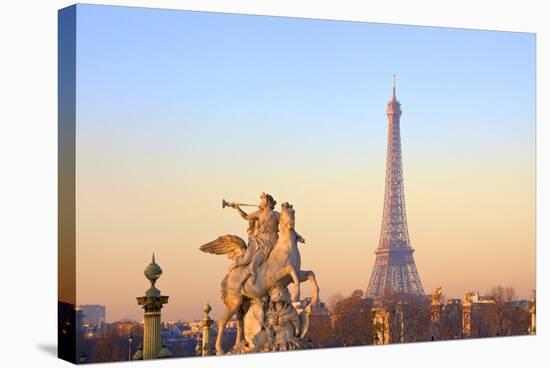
left=366, top=75, right=425, bottom=298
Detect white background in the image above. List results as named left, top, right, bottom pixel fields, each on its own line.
left=0, top=0, right=547, bottom=367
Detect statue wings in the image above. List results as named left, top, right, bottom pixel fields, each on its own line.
left=199, top=235, right=247, bottom=260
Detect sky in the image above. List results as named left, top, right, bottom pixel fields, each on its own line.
left=71, top=4, right=535, bottom=322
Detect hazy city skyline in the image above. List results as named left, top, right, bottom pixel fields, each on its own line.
left=71, top=5, right=535, bottom=322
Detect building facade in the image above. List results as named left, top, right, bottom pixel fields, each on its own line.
left=79, top=304, right=106, bottom=329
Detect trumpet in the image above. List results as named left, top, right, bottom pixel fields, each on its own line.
left=222, top=199, right=258, bottom=209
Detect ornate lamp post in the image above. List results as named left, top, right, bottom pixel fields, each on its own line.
left=201, top=303, right=214, bottom=356
left=137, top=254, right=169, bottom=359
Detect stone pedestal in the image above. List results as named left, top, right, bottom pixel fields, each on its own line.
left=137, top=295, right=169, bottom=359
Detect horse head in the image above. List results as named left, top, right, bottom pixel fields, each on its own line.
left=280, top=202, right=295, bottom=231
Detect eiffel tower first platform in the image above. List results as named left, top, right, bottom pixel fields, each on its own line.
left=366, top=76, right=425, bottom=298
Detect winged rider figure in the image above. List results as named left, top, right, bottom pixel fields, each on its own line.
left=227, top=192, right=305, bottom=283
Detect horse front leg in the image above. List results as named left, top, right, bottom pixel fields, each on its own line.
left=285, top=265, right=301, bottom=302
left=298, top=270, right=320, bottom=307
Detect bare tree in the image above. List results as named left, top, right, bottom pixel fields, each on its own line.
left=403, top=295, right=431, bottom=342
left=330, top=290, right=373, bottom=346
left=486, top=286, right=516, bottom=336
left=439, top=302, right=462, bottom=340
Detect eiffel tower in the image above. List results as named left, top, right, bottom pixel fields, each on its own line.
left=366, top=75, right=425, bottom=298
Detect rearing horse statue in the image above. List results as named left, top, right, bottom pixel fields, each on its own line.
left=199, top=202, right=320, bottom=355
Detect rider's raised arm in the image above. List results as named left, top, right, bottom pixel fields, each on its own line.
left=245, top=210, right=260, bottom=221
left=235, top=206, right=259, bottom=221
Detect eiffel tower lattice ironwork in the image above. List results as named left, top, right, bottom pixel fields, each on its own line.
left=366, top=75, right=425, bottom=298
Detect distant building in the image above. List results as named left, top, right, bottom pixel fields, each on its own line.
left=166, top=322, right=189, bottom=337
left=79, top=304, right=106, bottom=329
left=511, top=299, right=529, bottom=308
left=187, top=321, right=202, bottom=333
left=440, top=298, right=462, bottom=339
left=109, top=320, right=140, bottom=337
left=462, top=291, right=498, bottom=338
left=75, top=307, right=85, bottom=334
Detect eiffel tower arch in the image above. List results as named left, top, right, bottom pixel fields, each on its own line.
left=366, top=76, right=425, bottom=298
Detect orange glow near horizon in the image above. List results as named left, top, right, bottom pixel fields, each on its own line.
left=74, top=144, right=535, bottom=322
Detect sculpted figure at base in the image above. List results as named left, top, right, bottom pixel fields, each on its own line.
left=464, top=291, right=476, bottom=304
left=199, top=193, right=320, bottom=355
left=432, top=287, right=443, bottom=305
left=244, top=286, right=310, bottom=353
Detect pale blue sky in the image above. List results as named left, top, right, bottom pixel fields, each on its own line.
left=75, top=4, right=535, bottom=170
